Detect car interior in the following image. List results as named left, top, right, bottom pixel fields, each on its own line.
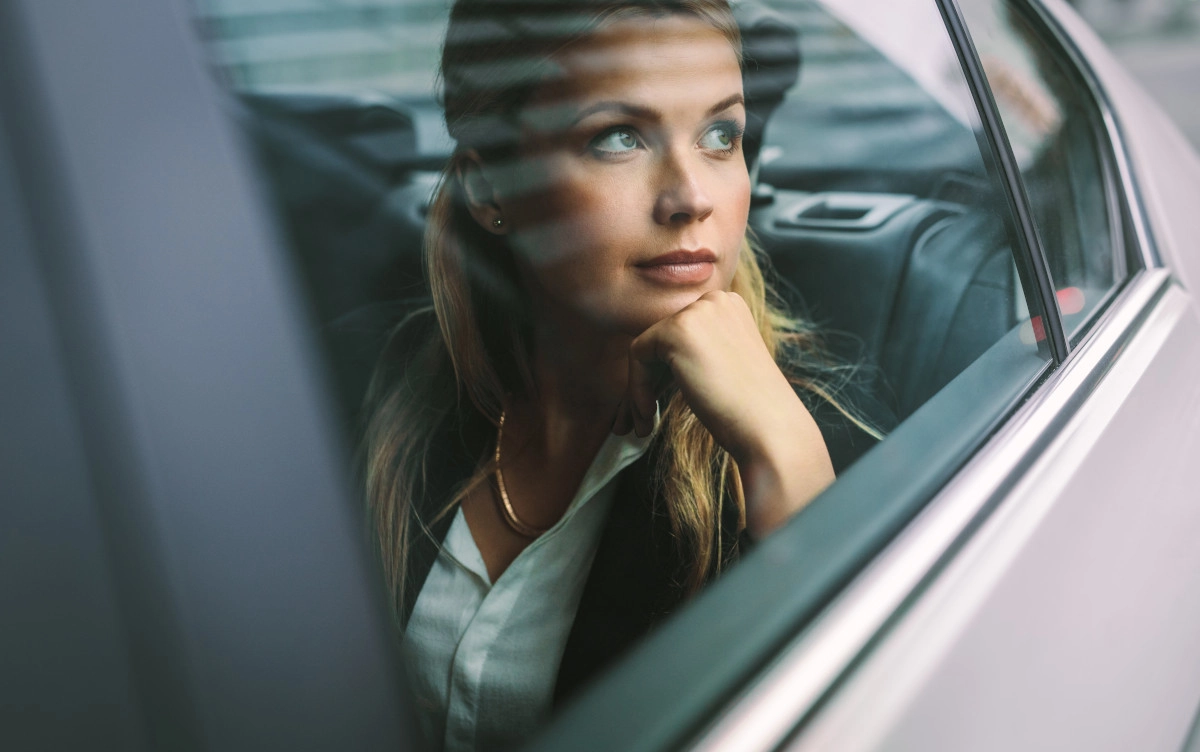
left=228, top=0, right=1030, bottom=443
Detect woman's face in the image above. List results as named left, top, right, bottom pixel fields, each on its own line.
left=488, top=14, right=750, bottom=337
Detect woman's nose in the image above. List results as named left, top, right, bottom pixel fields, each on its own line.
left=652, top=151, right=714, bottom=226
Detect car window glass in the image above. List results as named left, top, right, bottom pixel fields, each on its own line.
left=195, top=1, right=448, bottom=95
left=186, top=1, right=1052, bottom=748
left=958, top=0, right=1125, bottom=342
left=752, top=0, right=1049, bottom=420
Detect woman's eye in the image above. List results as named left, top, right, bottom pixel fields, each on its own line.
left=591, top=128, right=640, bottom=154
left=699, top=124, right=738, bottom=151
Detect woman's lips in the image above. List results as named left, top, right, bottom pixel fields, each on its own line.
left=635, top=249, right=718, bottom=285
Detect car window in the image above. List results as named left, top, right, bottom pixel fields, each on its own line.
left=748, top=0, right=1051, bottom=420
left=958, top=0, right=1128, bottom=342
left=195, top=1, right=447, bottom=96
left=187, top=1, right=1055, bottom=749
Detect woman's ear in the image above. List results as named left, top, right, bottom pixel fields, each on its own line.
left=457, top=150, right=509, bottom=235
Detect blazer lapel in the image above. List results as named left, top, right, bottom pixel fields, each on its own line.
left=553, top=449, right=687, bottom=706
left=399, top=418, right=718, bottom=705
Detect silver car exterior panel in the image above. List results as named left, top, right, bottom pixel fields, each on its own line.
left=690, top=267, right=1182, bottom=752
left=788, top=278, right=1200, bottom=751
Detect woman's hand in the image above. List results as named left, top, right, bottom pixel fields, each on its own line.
left=613, top=291, right=835, bottom=538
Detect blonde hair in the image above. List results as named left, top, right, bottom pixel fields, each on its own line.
left=363, top=0, right=872, bottom=619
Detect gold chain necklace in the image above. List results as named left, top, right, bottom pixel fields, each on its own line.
left=494, top=410, right=551, bottom=538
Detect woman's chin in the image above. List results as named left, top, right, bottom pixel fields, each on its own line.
left=614, top=295, right=710, bottom=336
left=562, top=281, right=730, bottom=338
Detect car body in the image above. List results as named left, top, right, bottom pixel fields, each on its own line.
left=3, top=0, right=1200, bottom=751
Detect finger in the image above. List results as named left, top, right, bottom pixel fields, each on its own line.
left=628, top=330, right=668, bottom=437
left=629, top=357, right=655, bottom=438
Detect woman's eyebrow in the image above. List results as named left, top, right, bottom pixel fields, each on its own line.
left=705, top=93, right=745, bottom=117
left=569, top=100, right=659, bottom=126
left=568, top=93, right=745, bottom=126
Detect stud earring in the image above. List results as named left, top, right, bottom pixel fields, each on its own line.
left=492, top=217, right=504, bottom=229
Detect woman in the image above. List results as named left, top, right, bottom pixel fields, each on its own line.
left=362, top=1, right=880, bottom=749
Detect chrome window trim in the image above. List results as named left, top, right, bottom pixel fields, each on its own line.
left=1021, top=0, right=1161, bottom=272
left=687, top=267, right=1173, bottom=752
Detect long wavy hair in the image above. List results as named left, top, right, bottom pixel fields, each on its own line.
left=364, top=0, right=869, bottom=621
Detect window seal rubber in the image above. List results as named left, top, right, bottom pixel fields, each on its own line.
left=936, top=0, right=1071, bottom=365
left=999, top=0, right=1149, bottom=351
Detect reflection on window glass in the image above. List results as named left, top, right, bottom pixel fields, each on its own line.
left=195, top=0, right=449, bottom=95
left=959, top=0, right=1123, bottom=341
left=756, top=0, right=1047, bottom=419
left=188, top=1, right=1048, bottom=750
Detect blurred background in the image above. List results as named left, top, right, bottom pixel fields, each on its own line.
left=1071, top=0, right=1200, bottom=146
left=192, top=0, right=1200, bottom=148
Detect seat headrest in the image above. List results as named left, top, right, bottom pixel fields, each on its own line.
left=733, top=1, right=802, bottom=175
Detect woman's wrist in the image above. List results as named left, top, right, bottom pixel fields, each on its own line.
left=737, top=404, right=835, bottom=540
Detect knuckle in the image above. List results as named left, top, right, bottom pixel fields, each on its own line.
left=673, top=309, right=700, bottom=335
left=666, top=321, right=690, bottom=347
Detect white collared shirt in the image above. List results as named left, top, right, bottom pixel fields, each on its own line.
left=402, top=425, right=656, bottom=752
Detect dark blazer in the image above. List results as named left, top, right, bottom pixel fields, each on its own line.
left=393, top=351, right=888, bottom=706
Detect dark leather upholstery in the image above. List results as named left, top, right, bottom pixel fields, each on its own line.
left=878, top=211, right=1017, bottom=418
left=734, top=1, right=802, bottom=173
